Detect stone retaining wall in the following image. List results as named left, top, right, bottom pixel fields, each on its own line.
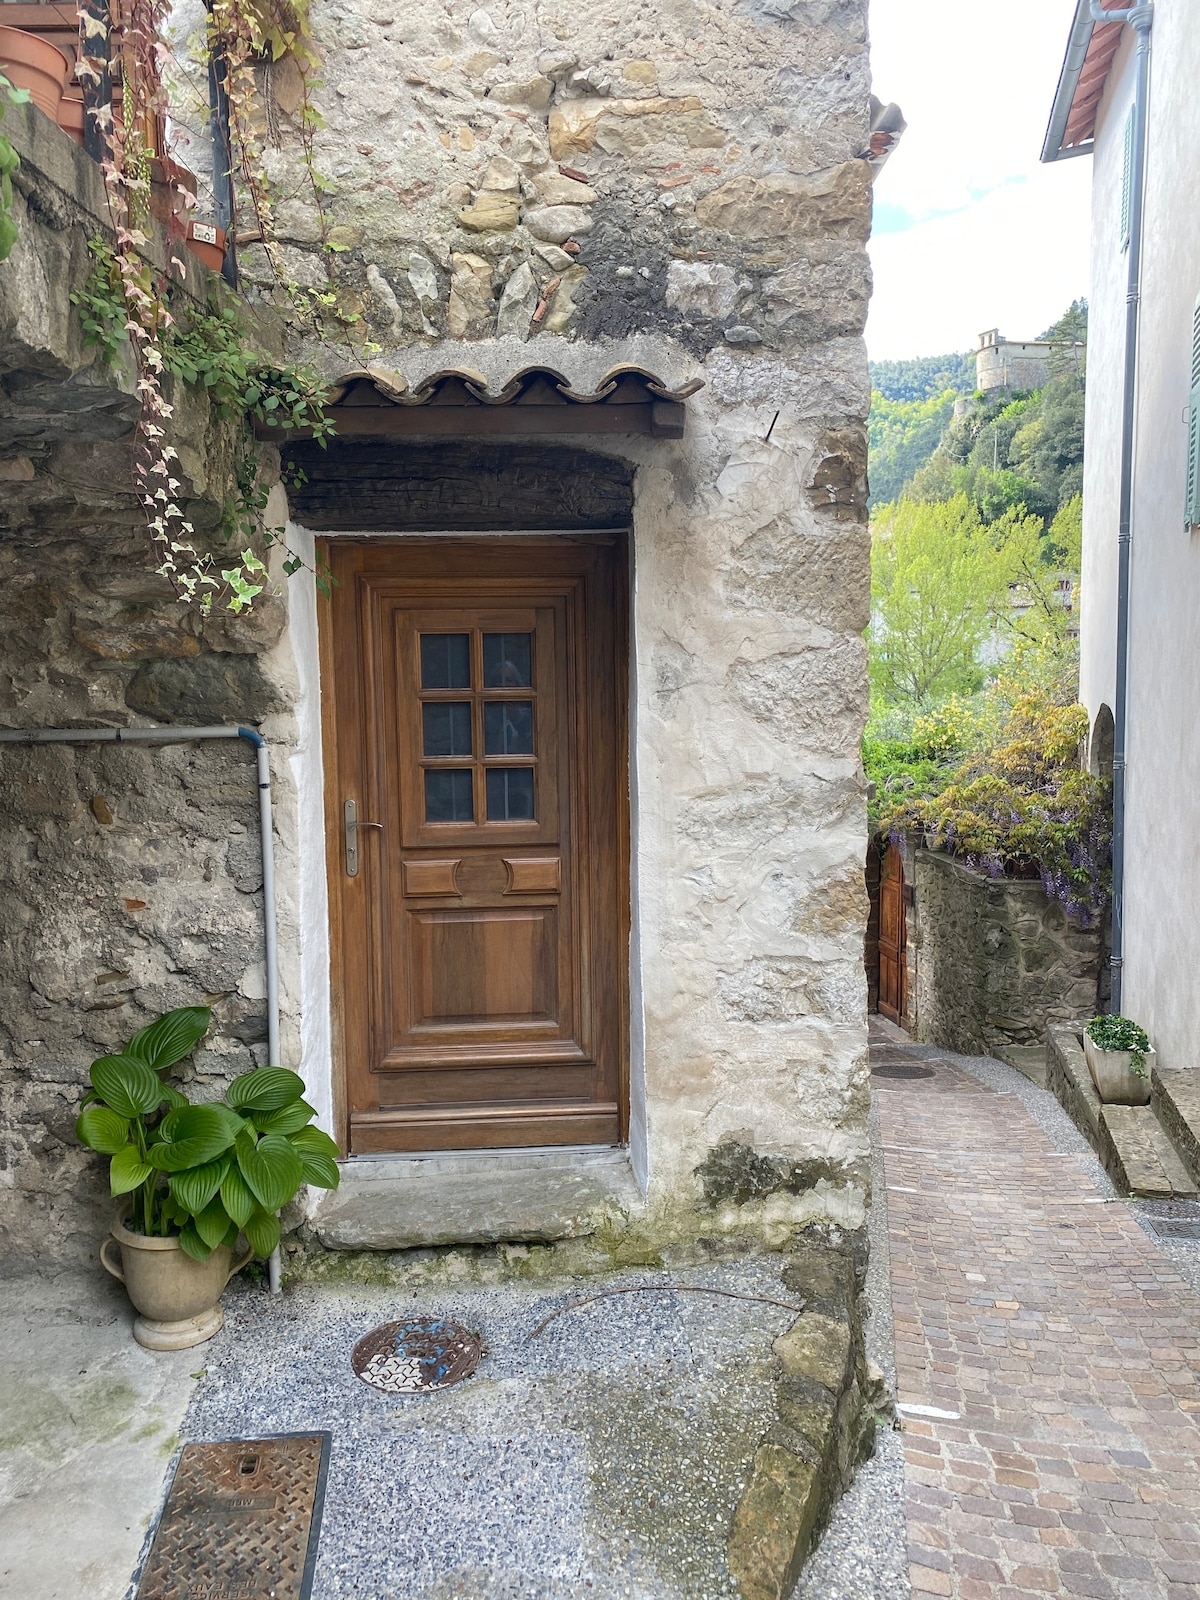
left=912, top=850, right=1100, bottom=1057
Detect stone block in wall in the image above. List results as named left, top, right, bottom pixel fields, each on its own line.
left=912, top=851, right=1100, bottom=1058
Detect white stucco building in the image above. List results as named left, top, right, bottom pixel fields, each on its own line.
left=1044, top=0, right=1200, bottom=1070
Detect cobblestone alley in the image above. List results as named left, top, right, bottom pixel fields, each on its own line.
left=874, top=1034, right=1200, bottom=1600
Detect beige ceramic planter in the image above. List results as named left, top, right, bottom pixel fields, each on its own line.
left=1083, top=1033, right=1153, bottom=1107
left=101, top=1209, right=252, bottom=1351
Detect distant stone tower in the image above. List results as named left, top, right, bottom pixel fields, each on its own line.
left=976, top=328, right=1082, bottom=393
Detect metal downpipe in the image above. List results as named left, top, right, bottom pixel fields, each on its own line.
left=1088, top=1, right=1154, bottom=1013
left=0, top=723, right=284, bottom=1292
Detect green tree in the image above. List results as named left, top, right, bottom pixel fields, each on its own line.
left=869, top=351, right=977, bottom=402
left=868, top=389, right=959, bottom=507
left=869, top=494, right=1013, bottom=706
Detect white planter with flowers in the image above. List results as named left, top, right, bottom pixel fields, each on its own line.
left=1083, top=1014, right=1154, bottom=1107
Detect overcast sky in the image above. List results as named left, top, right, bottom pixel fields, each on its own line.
left=866, top=0, right=1092, bottom=361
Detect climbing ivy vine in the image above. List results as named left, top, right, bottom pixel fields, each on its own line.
left=72, top=237, right=333, bottom=607
left=71, top=0, right=360, bottom=611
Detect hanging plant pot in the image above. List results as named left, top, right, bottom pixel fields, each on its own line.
left=100, top=1206, right=252, bottom=1351
left=148, top=155, right=198, bottom=229
left=1083, top=1033, right=1153, bottom=1106
left=57, top=92, right=85, bottom=146
left=0, top=26, right=72, bottom=120
left=186, top=219, right=228, bottom=272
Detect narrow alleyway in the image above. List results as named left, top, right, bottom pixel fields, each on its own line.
left=873, top=1026, right=1200, bottom=1600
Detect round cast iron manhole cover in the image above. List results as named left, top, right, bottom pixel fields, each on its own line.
left=352, top=1318, right=483, bottom=1394
left=871, top=1061, right=936, bottom=1080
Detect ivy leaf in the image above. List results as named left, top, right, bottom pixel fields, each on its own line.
left=110, top=1143, right=154, bottom=1195
left=77, top=1105, right=130, bottom=1155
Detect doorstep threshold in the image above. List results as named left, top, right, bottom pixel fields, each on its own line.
left=309, top=1143, right=642, bottom=1251
left=344, top=1142, right=627, bottom=1163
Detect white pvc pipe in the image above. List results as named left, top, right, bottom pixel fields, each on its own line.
left=0, top=723, right=284, bottom=1292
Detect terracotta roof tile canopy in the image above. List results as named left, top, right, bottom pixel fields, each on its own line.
left=256, top=364, right=704, bottom=442
left=1043, top=0, right=1129, bottom=162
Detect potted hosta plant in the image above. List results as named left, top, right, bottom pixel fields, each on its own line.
left=1083, top=1013, right=1154, bottom=1107
left=76, top=1006, right=340, bottom=1350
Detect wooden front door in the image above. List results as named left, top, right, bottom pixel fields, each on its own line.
left=877, top=842, right=907, bottom=1024
left=323, top=537, right=627, bottom=1154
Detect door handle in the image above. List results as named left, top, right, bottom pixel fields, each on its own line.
left=344, top=799, right=384, bottom=878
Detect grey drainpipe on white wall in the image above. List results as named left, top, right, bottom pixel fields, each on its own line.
left=1087, top=0, right=1154, bottom=1014
left=0, top=724, right=284, bottom=1293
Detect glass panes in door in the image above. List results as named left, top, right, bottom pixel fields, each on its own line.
left=416, top=629, right=538, bottom=825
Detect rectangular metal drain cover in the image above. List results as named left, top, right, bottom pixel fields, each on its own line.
left=136, top=1433, right=331, bottom=1600
left=1149, top=1218, right=1200, bottom=1239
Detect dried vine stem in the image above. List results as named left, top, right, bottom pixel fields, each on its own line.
left=76, top=0, right=333, bottom=609
left=528, top=1284, right=806, bottom=1340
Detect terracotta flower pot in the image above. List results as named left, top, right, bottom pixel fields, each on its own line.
left=57, top=92, right=85, bottom=146
left=1083, top=1033, right=1153, bottom=1107
left=100, top=1207, right=252, bottom=1351
left=148, top=156, right=198, bottom=228
left=0, top=25, right=72, bottom=120
left=186, top=220, right=228, bottom=272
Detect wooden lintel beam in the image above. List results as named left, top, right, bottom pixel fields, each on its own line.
left=257, top=400, right=687, bottom=444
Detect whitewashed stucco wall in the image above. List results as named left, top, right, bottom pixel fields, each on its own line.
left=1080, top=10, right=1200, bottom=1073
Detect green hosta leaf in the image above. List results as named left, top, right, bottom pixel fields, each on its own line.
left=223, top=1221, right=240, bottom=1250
left=77, top=1105, right=130, bottom=1155
left=110, top=1143, right=153, bottom=1195
left=148, top=1105, right=239, bottom=1172
left=125, top=1007, right=211, bottom=1070
left=298, top=1152, right=339, bottom=1189
left=288, top=1125, right=340, bottom=1160
left=237, top=1133, right=303, bottom=1211
left=90, top=1054, right=165, bottom=1119
left=220, top=1164, right=256, bottom=1228
left=168, top=1157, right=231, bottom=1217
left=253, top=1099, right=316, bottom=1135
left=226, top=1067, right=306, bottom=1113
left=159, top=1083, right=189, bottom=1110
left=244, top=1207, right=280, bottom=1258
left=178, top=1221, right=213, bottom=1262
left=194, top=1196, right=232, bottom=1249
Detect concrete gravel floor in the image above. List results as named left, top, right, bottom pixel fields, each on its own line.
left=165, top=1258, right=799, bottom=1600
left=17, top=1025, right=1198, bottom=1598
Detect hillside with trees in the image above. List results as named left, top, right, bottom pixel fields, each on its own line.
left=864, top=302, right=1107, bottom=922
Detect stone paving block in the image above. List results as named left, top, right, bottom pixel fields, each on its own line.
left=877, top=1044, right=1200, bottom=1599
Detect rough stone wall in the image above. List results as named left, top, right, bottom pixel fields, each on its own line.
left=248, top=0, right=875, bottom=1213
left=912, top=850, right=1101, bottom=1059
left=0, top=109, right=307, bottom=1266
left=164, top=0, right=874, bottom=359
left=2, top=0, right=877, bottom=1257
left=0, top=528, right=310, bottom=1267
